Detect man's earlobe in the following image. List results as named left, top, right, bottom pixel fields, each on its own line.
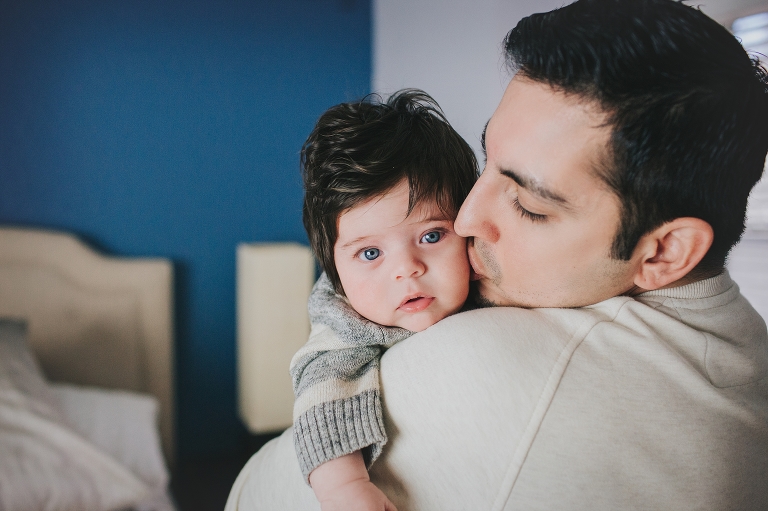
left=633, top=218, right=714, bottom=291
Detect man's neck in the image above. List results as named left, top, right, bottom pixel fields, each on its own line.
left=628, top=266, right=724, bottom=296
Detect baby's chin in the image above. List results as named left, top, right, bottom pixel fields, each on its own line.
left=393, top=297, right=470, bottom=332
left=391, top=312, right=449, bottom=333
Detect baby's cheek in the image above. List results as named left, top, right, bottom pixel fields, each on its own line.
left=343, top=286, right=381, bottom=324
left=452, top=250, right=472, bottom=301
left=451, top=283, right=470, bottom=315
left=356, top=299, right=392, bottom=326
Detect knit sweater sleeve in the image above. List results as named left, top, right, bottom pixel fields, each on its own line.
left=289, top=273, right=412, bottom=483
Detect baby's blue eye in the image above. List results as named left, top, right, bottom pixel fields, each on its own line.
left=361, top=248, right=380, bottom=261
left=421, top=231, right=442, bottom=243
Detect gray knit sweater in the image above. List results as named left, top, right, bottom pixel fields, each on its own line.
left=290, top=273, right=413, bottom=482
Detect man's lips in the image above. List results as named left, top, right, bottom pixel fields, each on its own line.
left=398, top=295, right=434, bottom=313
left=467, top=244, right=485, bottom=281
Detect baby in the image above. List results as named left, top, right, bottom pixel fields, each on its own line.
left=291, top=89, right=478, bottom=510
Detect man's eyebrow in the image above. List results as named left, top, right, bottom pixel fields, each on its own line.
left=500, top=168, right=571, bottom=207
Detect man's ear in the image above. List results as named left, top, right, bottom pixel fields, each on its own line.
left=632, top=217, right=714, bottom=291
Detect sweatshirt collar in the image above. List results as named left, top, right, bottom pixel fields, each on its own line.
left=637, top=271, right=732, bottom=300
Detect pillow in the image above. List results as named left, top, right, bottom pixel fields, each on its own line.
left=0, top=319, right=152, bottom=511
left=0, top=319, right=63, bottom=423
left=50, top=383, right=170, bottom=492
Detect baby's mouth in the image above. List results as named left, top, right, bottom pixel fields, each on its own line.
left=398, top=295, right=434, bottom=313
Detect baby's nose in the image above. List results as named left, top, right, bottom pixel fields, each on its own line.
left=394, top=254, right=426, bottom=280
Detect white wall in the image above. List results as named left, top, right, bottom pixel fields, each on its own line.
left=373, top=0, right=563, bottom=158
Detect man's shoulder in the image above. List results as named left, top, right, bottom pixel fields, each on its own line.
left=405, top=298, right=632, bottom=348
left=374, top=297, right=648, bottom=509
left=380, top=298, right=633, bottom=380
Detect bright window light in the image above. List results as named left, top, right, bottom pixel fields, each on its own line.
left=732, top=12, right=768, bottom=62
left=732, top=12, right=768, bottom=34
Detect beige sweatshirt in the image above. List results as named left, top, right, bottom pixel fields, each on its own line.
left=228, top=271, right=768, bottom=511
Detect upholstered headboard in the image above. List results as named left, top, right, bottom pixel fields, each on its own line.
left=0, top=227, right=175, bottom=465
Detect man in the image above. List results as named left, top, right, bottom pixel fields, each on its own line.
left=226, top=0, right=768, bottom=509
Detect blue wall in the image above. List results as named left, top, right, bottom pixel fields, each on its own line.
left=0, top=0, right=371, bottom=457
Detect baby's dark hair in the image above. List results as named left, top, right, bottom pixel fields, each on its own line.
left=301, top=89, right=478, bottom=295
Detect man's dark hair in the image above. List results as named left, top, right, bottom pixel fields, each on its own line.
left=301, top=89, right=478, bottom=294
left=504, top=0, right=768, bottom=273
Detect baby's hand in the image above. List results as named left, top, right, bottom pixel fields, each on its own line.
left=310, top=451, right=397, bottom=511
left=317, top=479, right=397, bottom=511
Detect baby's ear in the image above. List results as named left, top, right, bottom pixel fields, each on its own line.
left=632, top=217, right=714, bottom=291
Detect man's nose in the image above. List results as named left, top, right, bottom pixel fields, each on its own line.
left=455, top=170, right=500, bottom=242
left=394, top=251, right=426, bottom=280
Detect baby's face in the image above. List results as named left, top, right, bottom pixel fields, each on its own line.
left=333, top=180, right=470, bottom=332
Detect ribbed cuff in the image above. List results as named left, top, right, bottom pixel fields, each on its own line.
left=293, top=389, right=387, bottom=483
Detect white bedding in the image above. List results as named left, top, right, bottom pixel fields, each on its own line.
left=0, top=319, right=175, bottom=511
left=51, top=384, right=176, bottom=511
